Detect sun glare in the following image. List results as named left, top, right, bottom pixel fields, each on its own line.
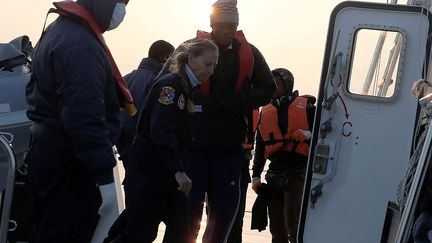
left=195, top=0, right=214, bottom=29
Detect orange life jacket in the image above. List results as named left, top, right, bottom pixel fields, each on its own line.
left=51, top=0, right=136, bottom=116
left=196, top=30, right=258, bottom=149
left=259, top=96, right=310, bottom=158
left=196, top=30, right=254, bottom=94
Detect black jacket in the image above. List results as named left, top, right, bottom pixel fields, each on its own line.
left=192, top=38, right=275, bottom=151
left=26, top=2, right=120, bottom=185
left=251, top=183, right=270, bottom=231
left=118, top=58, right=162, bottom=158
left=131, top=72, right=197, bottom=174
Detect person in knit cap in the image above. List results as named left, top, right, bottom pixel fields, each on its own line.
left=155, top=0, right=276, bottom=242
left=210, top=0, right=239, bottom=26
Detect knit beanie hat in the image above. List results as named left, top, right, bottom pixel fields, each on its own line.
left=210, top=0, right=239, bottom=26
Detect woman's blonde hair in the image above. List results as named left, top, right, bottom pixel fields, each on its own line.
left=170, top=39, right=218, bottom=74
left=170, top=39, right=218, bottom=112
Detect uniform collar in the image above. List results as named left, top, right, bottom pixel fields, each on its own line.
left=138, top=57, right=163, bottom=72
left=185, top=64, right=200, bottom=88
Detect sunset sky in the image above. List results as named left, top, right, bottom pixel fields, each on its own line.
left=2, top=0, right=389, bottom=96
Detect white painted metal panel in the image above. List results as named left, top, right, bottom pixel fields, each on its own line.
left=300, top=3, right=430, bottom=243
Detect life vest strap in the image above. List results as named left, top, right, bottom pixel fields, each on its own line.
left=263, top=138, right=295, bottom=145
left=49, top=0, right=136, bottom=116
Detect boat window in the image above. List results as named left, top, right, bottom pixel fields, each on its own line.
left=347, top=28, right=403, bottom=99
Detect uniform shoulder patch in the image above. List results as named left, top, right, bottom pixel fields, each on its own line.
left=158, top=86, right=176, bottom=105
left=178, top=94, right=185, bottom=110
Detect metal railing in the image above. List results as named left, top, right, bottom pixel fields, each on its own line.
left=0, top=132, right=16, bottom=243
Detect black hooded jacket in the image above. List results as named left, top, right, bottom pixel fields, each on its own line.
left=26, top=0, right=120, bottom=185
left=76, top=0, right=116, bottom=32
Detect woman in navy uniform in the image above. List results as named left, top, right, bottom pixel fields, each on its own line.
left=119, top=39, right=218, bottom=243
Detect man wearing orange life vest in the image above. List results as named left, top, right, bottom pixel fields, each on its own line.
left=155, top=0, right=276, bottom=242
left=252, top=68, right=316, bottom=243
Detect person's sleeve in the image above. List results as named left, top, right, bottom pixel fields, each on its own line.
left=252, top=129, right=266, bottom=178
left=307, top=103, right=316, bottom=129
left=304, top=101, right=316, bottom=146
left=55, top=45, right=116, bottom=185
left=149, top=84, right=184, bottom=174
left=242, top=45, right=276, bottom=109
left=220, top=44, right=276, bottom=113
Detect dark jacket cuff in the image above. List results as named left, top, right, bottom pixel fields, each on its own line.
left=94, top=169, right=114, bottom=185
left=171, top=163, right=185, bottom=175
left=252, top=169, right=262, bottom=178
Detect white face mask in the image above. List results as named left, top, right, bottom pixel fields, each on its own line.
left=107, top=3, right=126, bottom=31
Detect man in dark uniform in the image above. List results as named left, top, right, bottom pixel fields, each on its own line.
left=118, top=39, right=174, bottom=167
left=25, top=0, right=133, bottom=242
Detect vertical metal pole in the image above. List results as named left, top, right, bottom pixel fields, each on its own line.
left=362, top=31, right=387, bottom=95
left=378, top=35, right=402, bottom=96
left=0, top=135, right=16, bottom=243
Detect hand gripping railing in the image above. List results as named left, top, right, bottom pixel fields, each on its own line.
left=0, top=132, right=16, bottom=243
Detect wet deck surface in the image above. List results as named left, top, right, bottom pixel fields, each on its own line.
left=116, top=162, right=272, bottom=243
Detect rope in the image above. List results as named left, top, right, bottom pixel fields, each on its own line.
left=397, top=121, right=429, bottom=209
left=396, top=1, right=432, bottom=209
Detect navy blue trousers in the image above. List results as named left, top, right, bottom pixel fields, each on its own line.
left=186, top=150, right=242, bottom=243
left=28, top=140, right=99, bottom=243
left=227, top=159, right=251, bottom=243
left=122, top=140, right=190, bottom=243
